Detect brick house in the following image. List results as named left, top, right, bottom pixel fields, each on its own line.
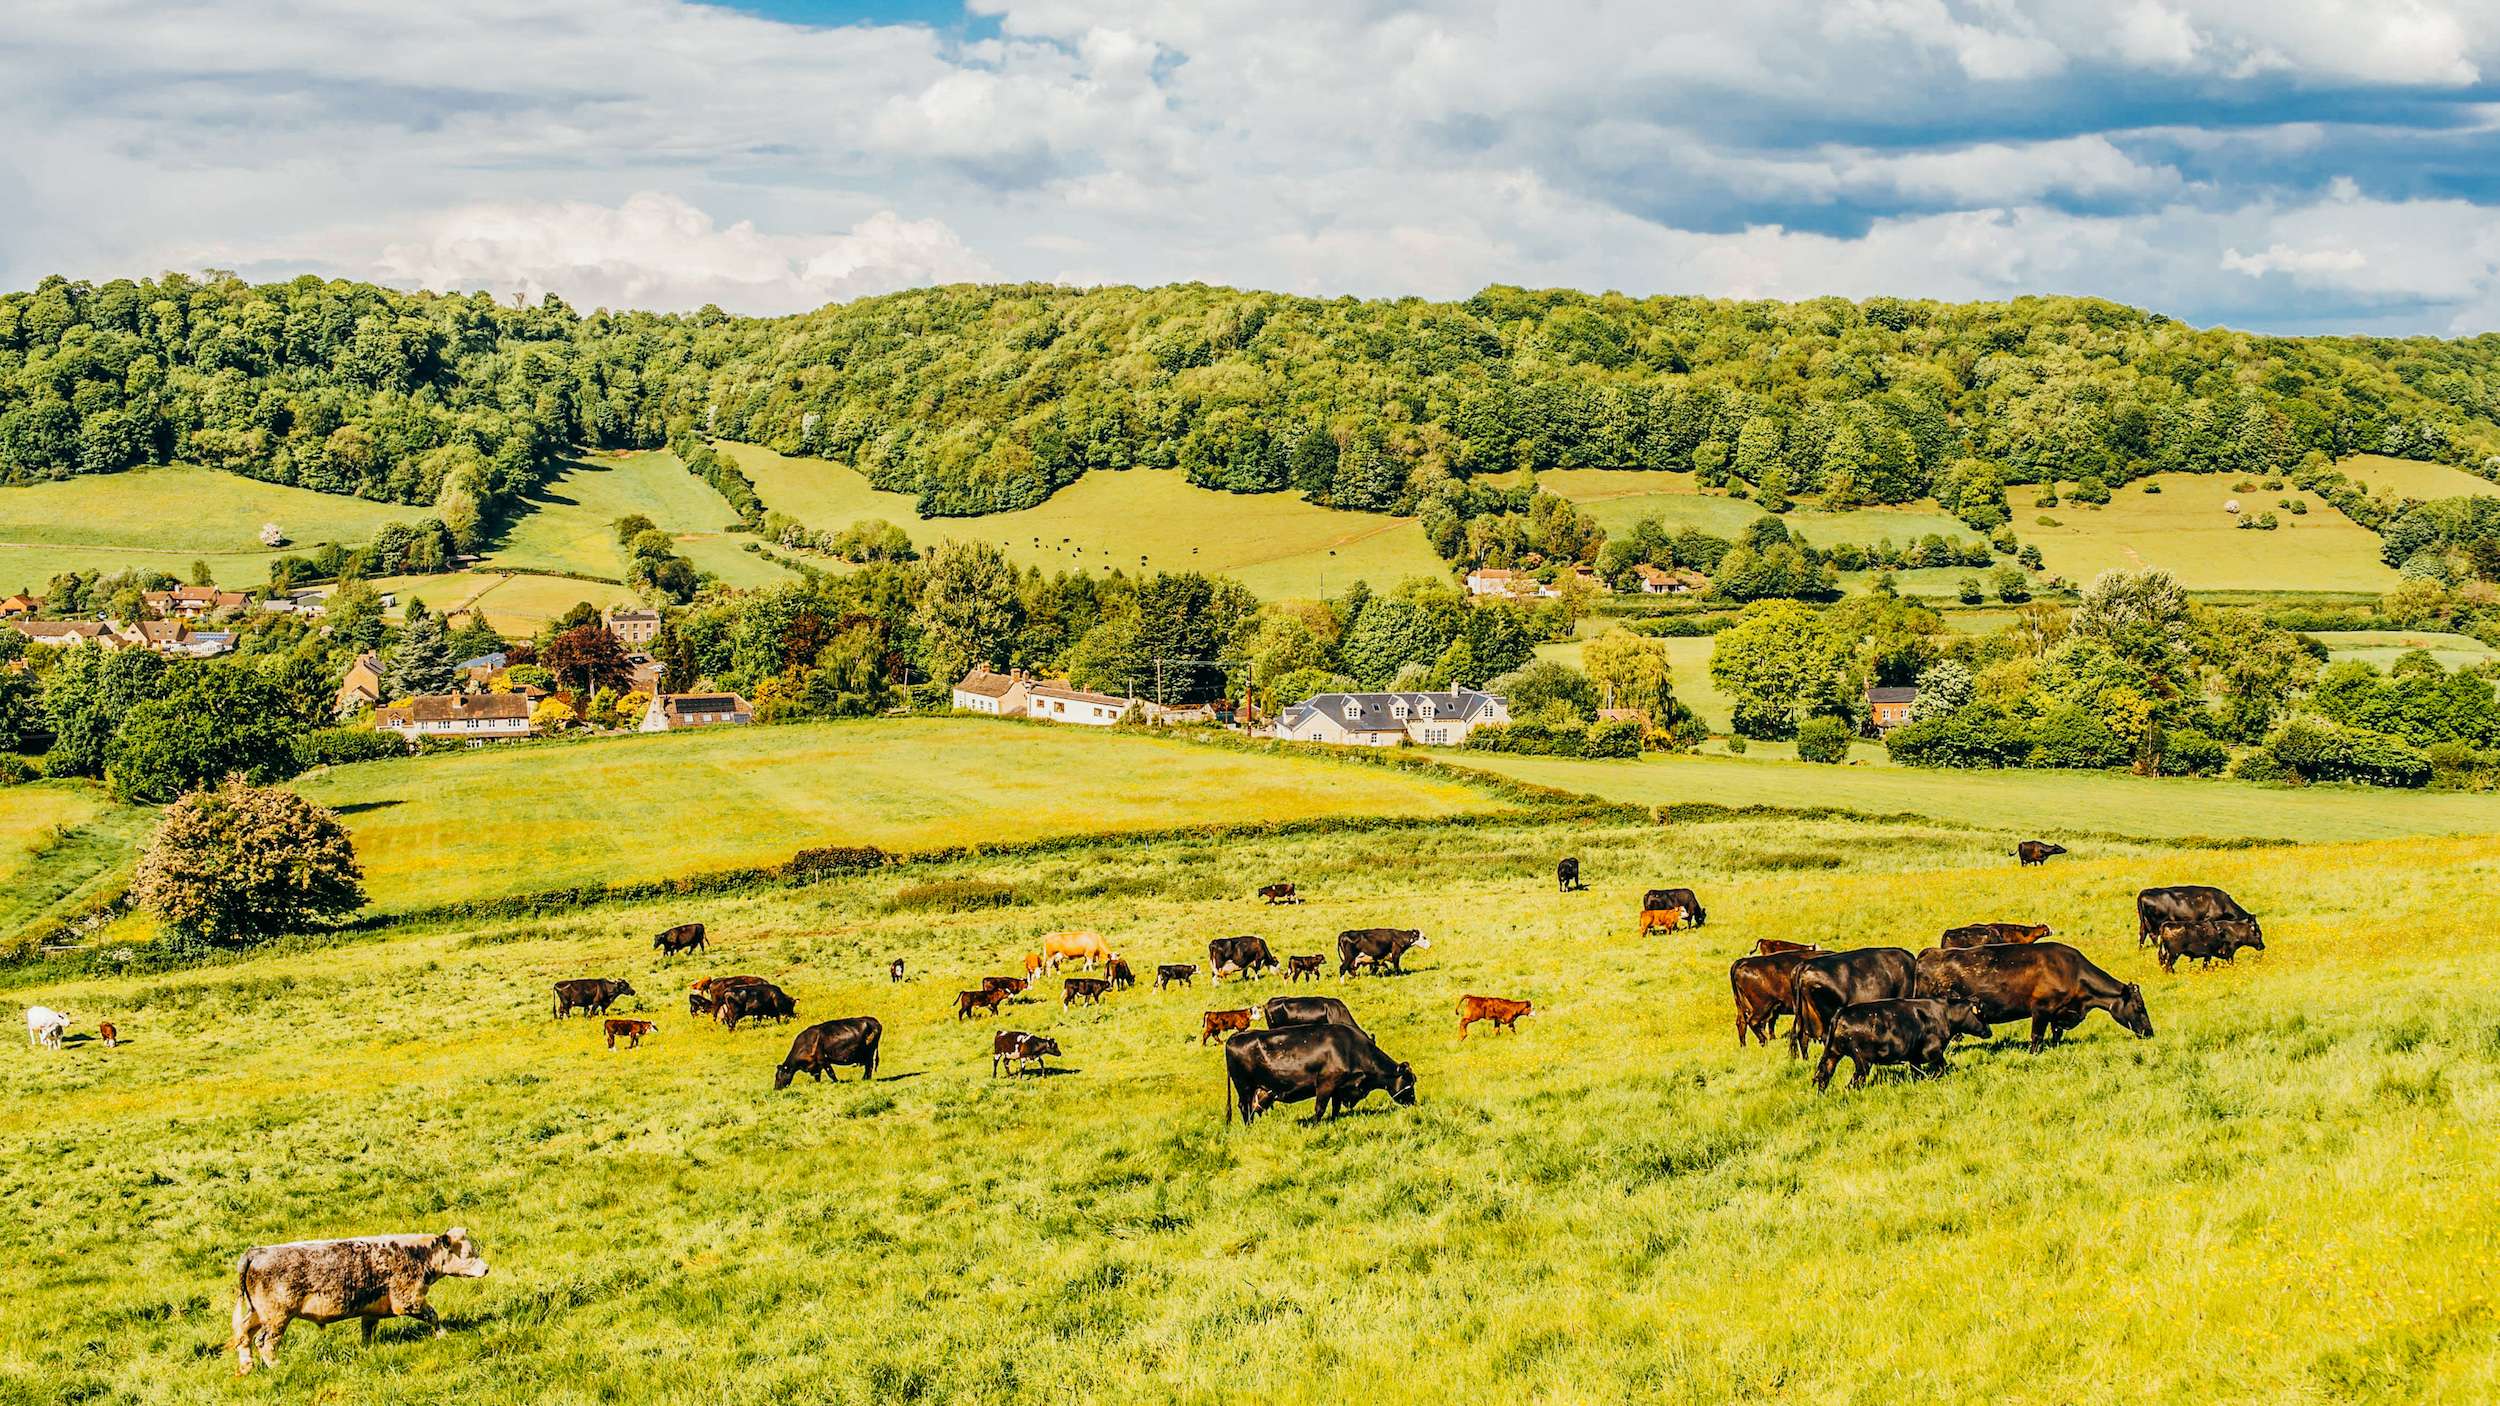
left=604, top=607, right=662, bottom=647
left=1866, top=685, right=1919, bottom=731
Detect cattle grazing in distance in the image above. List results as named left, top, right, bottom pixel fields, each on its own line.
left=1043, top=929, right=1113, bottom=970
left=993, top=1030, right=1061, bottom=1076
left=776, top=1017, right=882, bottom=1088
left=1788, top=949, right=1919, bottom=1058
left=1813, top=998, right=1993, bottom=1091
left=1285, top=955, right=1326, bottom=982
left=1225, top=1024, right=1417, bottom=1126
left=1913, top=942, right=2154, bottom=1051
left=2016, top=840, right=2067, bottom=866
left=25, top=1006, right=68, bottom=1049
left=1337, top=928, right=1429, bottom=977
left=889, top=958, right=906, bottom=983
left=2153, top=920, right=2264, bottom=973
left=1940, top=922, right=2052, bottom=949
left=1557, top=857, right=1582, bottom=892
left=2136, top=886, right=2261, bottom=948
left=1156, top=963, right=1198, bottom=990
left=688, top=975, right=766, bottom=1017
left=1263, top=994, right=1368, bottom=1038
left=1752, top=938, right=1821, bottom=957
left=1258, top=881, right=1302, bottom=905
left=980, top=975, right=1029, bottom=998
left=1063, top=977, right=1111, bottom=1006
left=229, top=1229, right=489, bottom=1374
left=1643, top=887, right=1707, bottom=926
left=1637, top=906, right=1688, bottom=938
left=1201, top=1009, right=1253, bottom=1044
left=553, top=979, right=635, bottom=1019
left=1209, top=935, right=1280, bottom=982
left=653, top=922, right=707, bottom=956
left=1457, top=995, right=1532, bottom=1038
left=1107, top=957, right=1135, bottom=990
left=1024, top=951, right=1049, bottom=981
left=1729, top=950, right=1819, bottom=1047
left=713, top=982, right=796, bottom=1030
left=97, top=1020, right=118, bottom=1049
left=956, top=988, right=1012, bottom=1020
left=603, top=1019, right=657, bottom=1050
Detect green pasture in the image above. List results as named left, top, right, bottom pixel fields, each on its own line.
left=0, top=781, right=153, bottom=943
left=0, top=466, right=427, bottom=593
left=2339, top=453, right=2500, bottom=501
left=1484, top=468, right=1974, bottom=549
left=2309, top=630, right=2500, bottom=673
left=488, top=451, right=792, bottom=590
left=2025, top=474, right=2397, bottom=592
left=357, top=572, right=642, bottom=634
left=292, top=719, right=1505, bottom=912
left=4, top=805, right=2495, bottom=1403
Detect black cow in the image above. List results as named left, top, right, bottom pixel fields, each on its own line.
left=2136, top=886, right=2259, bottom=948
left=1788, top=948, right=1917, bottom=1058
left=1209, top=936, right=1279, bottom=982
left=653, top=922, right=707, bottom=956
left=1224, top=1024, right=1416, bottom=1126
left=714, top=982, right=795, bottom=1030
left=889, top=958, right=905, bottom=983
left=1063, top=977, right=1111, bottom=1006
left=1258, top=882, right=1302, bottom=905
left=1813, top=998, right=1994, bottom=1090
left=553, top=979, right=634, bottom=1019
left=1641, top=888, right=1707, bottom=926
left=688, top=975, right=765, bottom=1017
left=2152, top=918, right=2264, bottom=973
left=1337, top=927, right=1429, bottom=977
left=1261, top=994, right=1369, bottom=1039
left=2016, top=840, right=2067, bottom=866
left=1557, top=857, right=1582, bottom=892
left=1155, top=963, right=1197, bottom=990
left=1914, top=942, right=2154, bottom=1052
left=1107, top=957, right=1135, bottom=991
left=774, top=1017, right=881, bottom=1088
left=992, top=1030, right=1061, bottom=1076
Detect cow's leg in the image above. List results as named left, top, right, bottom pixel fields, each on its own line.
left=231, top=1293, right=261, bottom=1373
left=389, top=1277, right=441, bottom=1336
left=1306, top=1076, right=1344, bottom=1124
left=1812, top=1048, right=1839, bottom=1090
left=1847, top=1056, right=1869, bottom=1090
left=2029, top=1013, right=2048, bottom=1053
left=257, top=1312, right=289, bottom=1367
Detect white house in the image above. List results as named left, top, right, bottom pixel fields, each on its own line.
left=1025, top=682, right=1134, bottom=726
left=1274, top=689, right=1509, bottom=747
left=951, top=667, right=1034, bottom=715
left=375, top=692, right=533, bottom=742
left=1465, top=567, right=1521, bottom=597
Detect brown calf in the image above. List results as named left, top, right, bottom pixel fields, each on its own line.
left=956, top=988, right=1012, bottom=1019
left=1638, top=906, right=1688, bottom=938
left=604, top=1018, right=657, bottom=1050
left=1753, top=938, right=1822, bottom=956
left=97, top=1020, right=119, bottom=1048
left=1201, top=1009, right=1253, bottom=1045
left=1457, top=995, right=1532, bottom=1038
left=1285, top=955, right=1326, bottom=982
left=1064, top=977, right=1111, bottom=1006
left=980, top=975, right=1029, bottom=997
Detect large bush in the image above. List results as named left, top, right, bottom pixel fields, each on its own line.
left=2155, top=728, right=2229, bottom=777
left=130, top=778, right=366, bottom=944
left=101, top=665, right=309, bottom=803
left=293, top=727, right=411, bottom=768
left=2263, top=717, right=2431, bottom=788
left=1794, top=716, right=1852, bottom=764
left=1882, top=704, right=2035, bottom=769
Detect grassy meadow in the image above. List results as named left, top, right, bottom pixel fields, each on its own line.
left=2311, top=629, right=2500, bottom=672
left=0, top=466, right=428, bottom=593
left=2025, top=473, right=2397, bottom=592
left=1483, top=468, right=1974, bottom=548
left=489, top=451, right=794, bottom=591
left=0, top=781, right=151, bottom=941
left=4, top=795, right=2496, bottom=1403
left=292, top=718, right=1506, bottom=911
left=2339, top=453, right=2500, bottom=500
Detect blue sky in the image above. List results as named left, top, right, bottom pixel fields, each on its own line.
left=6, top=1, right=2500, bottom=333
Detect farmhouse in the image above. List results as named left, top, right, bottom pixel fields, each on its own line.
left=141, top=585, right=249, bottom=619
left=8, top=619, right=119, bottom=649
left=1025, top=681, right=1134, bottom=726
left=1465, top=567, right=1521, bottom=597
left=951, top=667, right=1033, bottom=715
left=1633, top=564, right=1710, bottom=594
left=642, top=692, right=755, bottom=732
left=0, top=593, right=38, bottom=618
left=132, top=619, right=236, bottom=656
left=1866, top=685, right=1919, bottom=731
left=333, top=652, right=384, bottom=717
left=376, top=691, right=534, bottom=742
left=1275, top=689, right=1509, bottom=747
left=457, top=652, right=508, bottom=688
left=257, top=589, right=328, bottom=618
left=604, top=607, right=662, bottom=647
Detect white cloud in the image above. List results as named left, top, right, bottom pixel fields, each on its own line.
left=2112, top=1, right=2203, bottom=68
left=2222, top=244, right=2371, bottom=277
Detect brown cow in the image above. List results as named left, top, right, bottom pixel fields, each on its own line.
left=1285, top=955, right=1326, bottom=982
left=1638, top=906, right=1687, bottom=938
left=1729, top=949, right=1818, bottom=1047
left=1258, top=882, right=1302, bottom=905
left=1941, top=922, right=2052, bottom=949
left=956, top=988, right=1012, bottom=1019
left=2016, top=840, right=2066, bottom=866
left=1201, top=1009, right=1253, bottom=1045
left=1043, top=930, right=1113, bottom=970
left=992, top=1030, right=1061, bottom=1076
left=1064, top=977, right=1111, bottom=1006
left=229, top=1230, right=489, bottom=1373
left=97, top=1020, right=119, bottom=1048
left=1024, top=951, right=1050, bottom=980
left=603, top=1018, right=656, bottom=1050
left=980, top=975, right=1029, bottom=998
left=1107, top=957, right=1135, bottom=990
left=1457, top=995, right=1533, bottom=1038
left=687, top=975, right=766, bottom=1017
left=1753, top=938, right=1821, bottom=956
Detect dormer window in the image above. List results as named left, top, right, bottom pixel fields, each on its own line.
left=1391, top=701, right=1408, bottom=719
left=1419, top=701, right=1436, bottom=718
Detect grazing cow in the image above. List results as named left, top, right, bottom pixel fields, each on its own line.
left=1262, top=994, right=1368, bottom=1038
left=1728, top=950, right=1818, bottom=1048
left=1813, top=998, right=1994, bottom=1091
left=688, top=975, right=766, bottom=1017
left=229, top=1229, right=489, bottom=1374
left=2153, top=919, right=2264, bottom=973
left=714, top=982, right=795, bottom=1030
left=889, top=959, right=906, bottom=983
left=1043, top=929, right=1113, bottom=971
left=1107, top=957, right=1135, bottom=991
left=1638, top=906, right=1687, bottom=938
left=25, top=1006, right=68, bottom=1050
left=1752, top=938, right=1821, bottom=957
left=2137, top=886, right=2260, bottom=948
left=1557, top=857, right=1582, bottom=892
left=1208, top=935, right=1279, bottom=982
left=1156, top=963, right=1198, bottom=990
left=992, top=1030, right=1061, bottom=1076
left=1788, top=948, right=1918, bottom=1058
left=1457, top=995, right=1532, bottom=1038
left=1201, top=1009, right=1253, bottom=1044
left=1064, top=977, right=1112, bottom=1006
left=603, top=1018, right=656, bottom=1050
left=1913, top=942, right=2154, bottom=1052
left=552, top=979, right=634, bottom=1019
left=956, top=988, right=1012, bottom=1020
left=1224, top=1024, right=1417, bottom=1126
left=1337, top=928, right=1429, bottom=977
left=980, top=975, right=1029, bottom=998
left=2016, top=840, right=2067, bottom=866
left=652, top=922, right=706, bottom=956
left=775, top=1017, right=882, bottom=1088
left=1940, top=922, right=2052, bottom=949
left=97, top=1020, right=118, bottom=1049
left=1258, top=882, right=1302, bottom=905
left=1024, top=951, right=1050, bottom=981
left=1642, top=887, right=1707, bottom=927
left=1285, top=955, right=1326, bottom=982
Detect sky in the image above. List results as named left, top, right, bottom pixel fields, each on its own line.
left=7, top=1, right=2500, bottom=334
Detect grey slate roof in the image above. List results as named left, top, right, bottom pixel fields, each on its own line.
left=1280, top=690, right=1505, bottom=734
left=1866, top=686, right=1919, bottom=704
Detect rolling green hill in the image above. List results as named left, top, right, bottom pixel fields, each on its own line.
left=0, top=465, right=428, bottom=594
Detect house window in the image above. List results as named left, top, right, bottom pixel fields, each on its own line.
left=1391, top=701, right=1408, bottom=719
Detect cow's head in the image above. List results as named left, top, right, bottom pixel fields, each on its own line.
left=2223, top=918, right=2264, bottom=954
left=1386, top=1061, right=1418, bottom=1105
left=2045, top=844, right=2066, bottom=856
left=429, top=1229, right=489, bottom=1279
left=612, top=981, right=637, bottom=998
left=1028, top=1036, right=1063, bottom=1059
left=1405, top=932, right=1430, bottom=950
left=2112, top=983, right=2154, bottom=1038
left=773, top=1062, right=798, bottom=1091
left=1945, top=1001, right=1992, bottom=1040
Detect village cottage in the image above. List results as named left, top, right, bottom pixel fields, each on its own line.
left=1024, top=682, right=1134, bottom=726
left=950, top=667, right=1033, bottom=715
left=333, top=652, right=385, bottom=717
left=641, top=693, right=755, bottom=732
left=1275, top=689, right=1509, bottom=747
left=1865, top=685, right=1919, bottom=732
left=376, top=692, right=534, bottom=742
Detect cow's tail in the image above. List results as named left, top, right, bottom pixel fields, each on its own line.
left=226, top=1252, right=257, bottom=1363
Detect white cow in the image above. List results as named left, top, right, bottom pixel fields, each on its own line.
left=25, top=1006, right=68, bottom=1049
